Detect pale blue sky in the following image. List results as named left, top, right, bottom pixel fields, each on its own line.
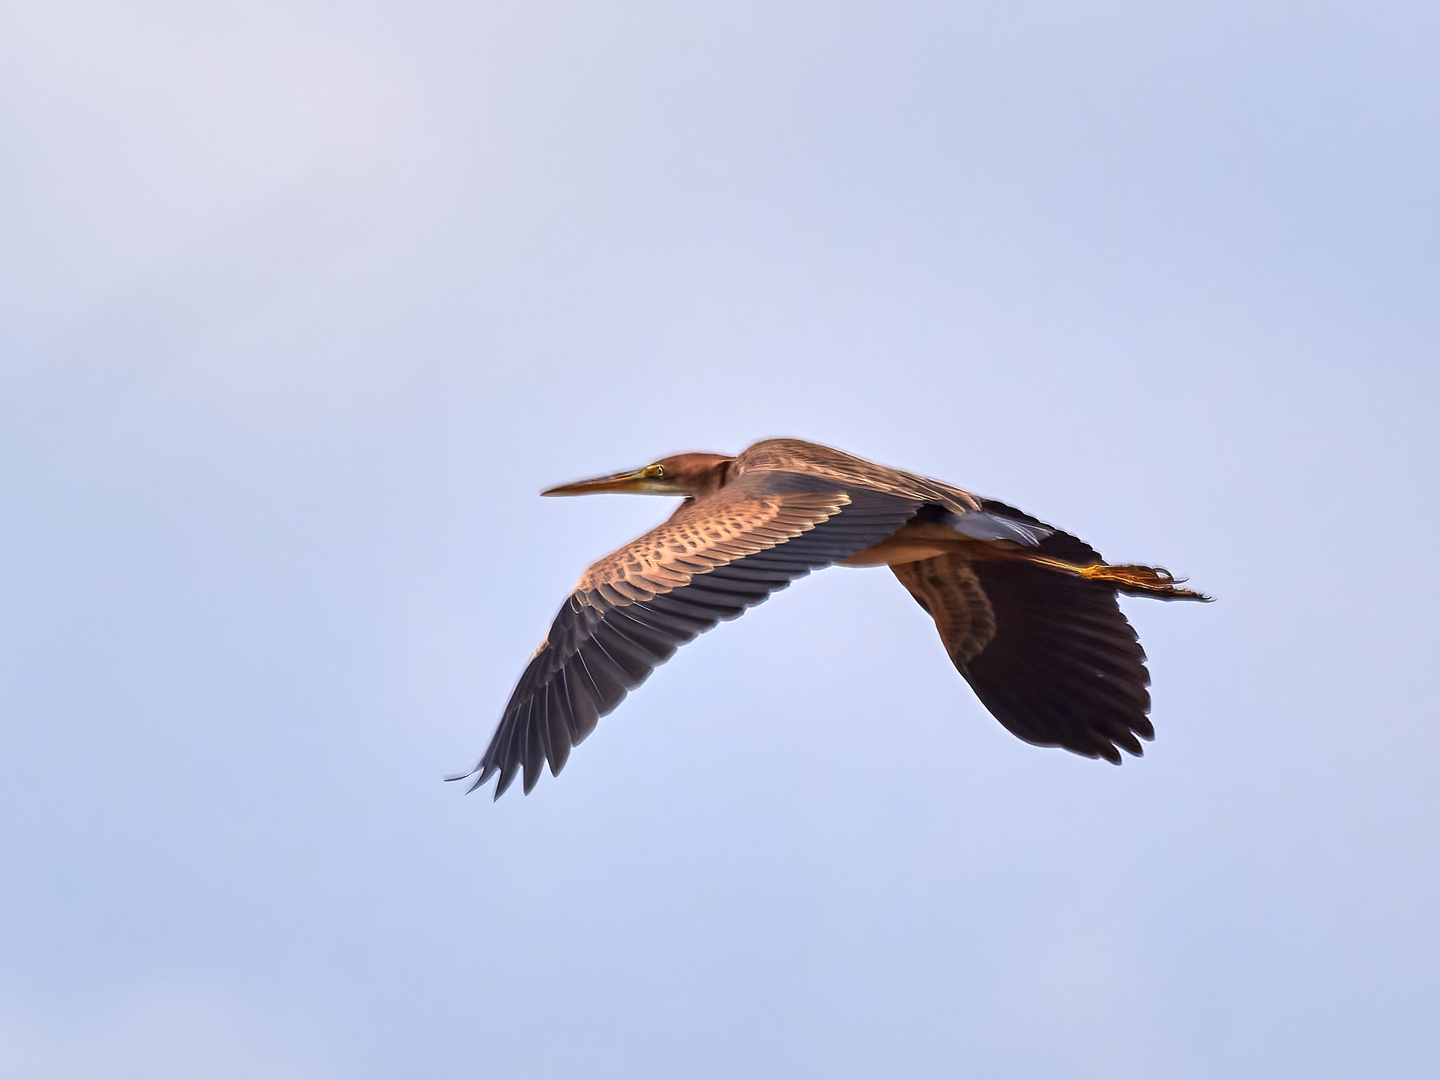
left=1, top=2, right=1437, bottom=1077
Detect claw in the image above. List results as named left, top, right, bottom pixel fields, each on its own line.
left=1083, top=563, right=1211, bottom=601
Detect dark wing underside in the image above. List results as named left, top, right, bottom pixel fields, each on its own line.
left=892, top=500, right=1154, bottom=763
left=464, top=470, right=924, bottom=797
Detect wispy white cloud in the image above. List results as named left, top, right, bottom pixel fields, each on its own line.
left=0, top=1, right=424, bottom=344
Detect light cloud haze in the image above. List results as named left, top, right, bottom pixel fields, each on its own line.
left=1, top=1, right=1436, bottom=1077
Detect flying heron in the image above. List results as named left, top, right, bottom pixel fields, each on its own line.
left=455, top=438, right=1208, bottom=798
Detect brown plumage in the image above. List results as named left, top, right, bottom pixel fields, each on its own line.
left=454, top=438, right=1208, bottom=798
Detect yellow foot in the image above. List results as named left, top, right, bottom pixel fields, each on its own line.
left=1078, top=562, right=1212, bottom=601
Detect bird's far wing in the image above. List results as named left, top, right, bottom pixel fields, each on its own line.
left=891, top=500, right=1153, bottom=764
left=735, top=438, right=984, bottom=515
left=463, top=471, right=923, bottom=797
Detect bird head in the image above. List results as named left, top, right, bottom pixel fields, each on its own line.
left=542, top=453, right=733, bottom=498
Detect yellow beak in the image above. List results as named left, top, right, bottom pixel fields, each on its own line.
left=541, top=469, right=650, bottom=496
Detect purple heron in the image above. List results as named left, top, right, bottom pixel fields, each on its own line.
left=455, top=439, right=1208, bottom=798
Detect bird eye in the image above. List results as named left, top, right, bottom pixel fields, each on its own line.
left=649, top=464, right=666, bottom=478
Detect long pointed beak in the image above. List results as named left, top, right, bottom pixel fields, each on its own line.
left=541, top=469, right=649, bottom=496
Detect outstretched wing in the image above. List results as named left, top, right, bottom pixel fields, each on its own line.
left=892, top=500, right=1153, bottom=764
left=464, top=470, right=923, bottom=798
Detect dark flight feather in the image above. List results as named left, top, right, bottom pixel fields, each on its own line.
left=892, top=500, right=1153, bottom=764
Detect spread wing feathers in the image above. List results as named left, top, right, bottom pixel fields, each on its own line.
left=892, top=500, right=1153, bottom=765
left=467, top=471, right=924, bottom=798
